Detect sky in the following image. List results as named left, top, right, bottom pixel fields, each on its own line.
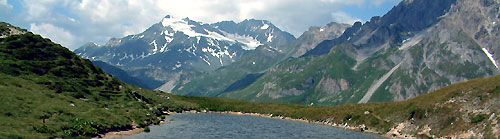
left=0, top=0, right=401, bottom=50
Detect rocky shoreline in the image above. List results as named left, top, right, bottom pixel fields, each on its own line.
left=95, top=109, right=427, bottom=139
left=95, top=119, right=168, bottom=139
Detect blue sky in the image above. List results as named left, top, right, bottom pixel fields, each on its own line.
left=0, top=0, right=401, bottom=50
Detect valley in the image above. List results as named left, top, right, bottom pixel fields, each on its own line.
left=1, top=0, right=500, bottom=138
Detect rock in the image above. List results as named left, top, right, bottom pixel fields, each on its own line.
left=364, top=111, right=370, bottom=115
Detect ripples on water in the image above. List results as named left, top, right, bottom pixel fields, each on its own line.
left=125, top=113, right=380, bottom=139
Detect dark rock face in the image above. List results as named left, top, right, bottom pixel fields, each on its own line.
left=305, top=0, right=457, bottom=57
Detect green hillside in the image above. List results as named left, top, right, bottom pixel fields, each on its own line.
left=0, top=22, right=199, bottom=138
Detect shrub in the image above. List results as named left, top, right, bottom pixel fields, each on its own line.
left=144, top=126, right=151, bottom=132
left=63, top=118, right=98, bottom=137
left=344, top=114, right=353, bottom=121
left=408, top=107, right=426, bottom=120
left=33, top=125, right=50, bottom=133
left=471, top=114, right=486, bottom=123
left=369, top=118, right=379, bottom=126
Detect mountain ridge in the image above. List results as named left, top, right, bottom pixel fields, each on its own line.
left=216, top=0, right=500, bottom=105
left=171, top=22, right=350, bottom=96
left=75, top=15, right=296, bottom=89
left=91, top=61, right=150, bottom=89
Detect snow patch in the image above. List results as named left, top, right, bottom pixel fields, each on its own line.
left=92, top=42, right=102, bottom=47
left=399, top=34, right=423, bottom=50
left=267, top=33, right=274, bottom=43
left=165, top=36, right=173, bottom=43
left=201, top=47, right=233, bottom=59
left=184, top=44, right=197, bottom=55
left=160, top=42, right=169, bottom=53
left=172, top=61, right=182, bottom=70
left=200, top=56, right=211, bottom=66
left=261, top=24, right=269, bottom=30
left=161, top=16, right=262, bottom=50
left=482, top=48, right=499, bottom=69
left=161, top=17, right=200, bottom=37
left=224, top=33, right=262, bottom=50
left=150, top=40, right=158, bottom=54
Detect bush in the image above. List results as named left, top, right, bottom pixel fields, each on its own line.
left=63, top=118, right=98, bottom=137
left=136, top=120, right=148, bottom=128
left=408, top=107, right=426, bottom=120
left=471, top=114, right=486, bottom=123
left=144, top=126, right=151, bottom=132
left=34, top=125, right=50, bottom=133
left=369, top=118, right=380, bottom=126
left=344, top=114, right=353, bottom=121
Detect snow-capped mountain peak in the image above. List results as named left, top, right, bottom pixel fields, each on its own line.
left=159, top=16, right=263, bottom=50
left=74, top=15, right=295, bottom=89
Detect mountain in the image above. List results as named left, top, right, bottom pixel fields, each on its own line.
left=91, top=61, right=149, bottom=89
left=171, top=22, right=350, bottom=96
left=292, top=22, right=351, bottom=57
left=74, top=16, right=295, bottom=89
left=216, top=0, right=500, bottom=105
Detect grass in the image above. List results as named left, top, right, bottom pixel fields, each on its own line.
left=224, top=43, right=397, bottom=105
left=174, top=74, right=500, bottom=137
left=175, top=44, right=296, bottom=97
left=0, top=24, right=200, bottom=138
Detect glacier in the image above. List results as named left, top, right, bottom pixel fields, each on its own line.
left=161, top=17, right=262, bottom=50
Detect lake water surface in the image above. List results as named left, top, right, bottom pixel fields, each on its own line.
left=125, top=113, right=380, bottom=139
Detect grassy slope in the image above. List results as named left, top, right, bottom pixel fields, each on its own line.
left=223, top=43, right=394, bottom=105
left=0, top=23, right=199, bottom=138
left=174, top=44, right=296, bottom=97
left=180, top=75, right=500, bottom=137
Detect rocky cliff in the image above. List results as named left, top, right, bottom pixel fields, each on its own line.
left=219, top=0, right=500, bottom=105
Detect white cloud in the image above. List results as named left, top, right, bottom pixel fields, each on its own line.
left=0, top=0, right=10, bottom=7
left=30, top=23, right=76, bottom=48
left=0, top=0, right=13, bottom=19
left=151, top=0, right=374, bottom=36
left=4, top=0, right=400, bottom=50
left=330, top=11, right=361, bottom=25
